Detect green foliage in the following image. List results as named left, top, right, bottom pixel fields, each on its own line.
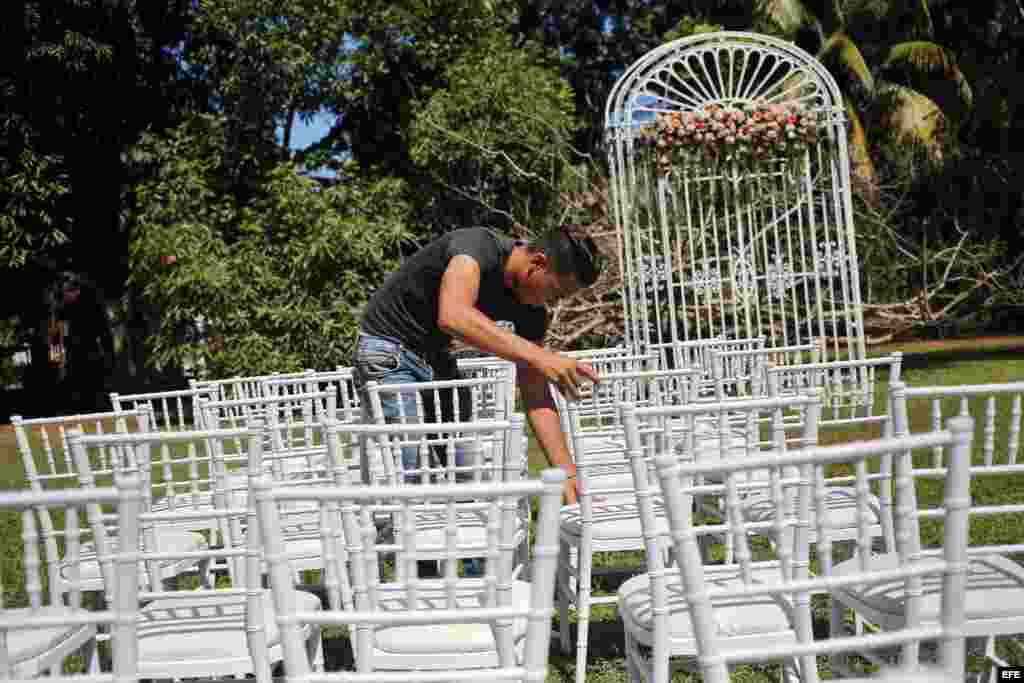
left=128, top=114, right=411, bottom=378
left=664, top=15, right=725, bottom=43
left=409, top=35, right=577, bottom=231
left=0, top=148, right=70, bottom=270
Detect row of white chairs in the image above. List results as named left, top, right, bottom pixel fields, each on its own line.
left=105, top=343, right=1022, bottom=683
left=7, top=340, right=1023, bottom=681
left=5, top=404, right=566, bottom=681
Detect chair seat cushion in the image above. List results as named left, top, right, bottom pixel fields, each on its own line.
left=560, top=500, right=668, bottom=541
left=832, top=552, right=1024, bottom=624
left=3, top=606, right=94, bottom=664
left=137, top=589, right=321, bottom=664
left=61, top=528, right=208, bottom=582
left=372, top=580, right=531, bottom=656
left=618, top=564, right=794, bottom=648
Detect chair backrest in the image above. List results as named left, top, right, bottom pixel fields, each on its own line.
left=68, top=425, right=274, bottom=681
left=456, top=356, right=518, bottom=416
left=563, top=344, right=633, bottom=360
left=365, top=374, right=515, bottom=426
left=892, top=380, right=1024, bottom=560
left=198, top=389, right=335, bottom=480
left=648, top=336, right=765, bottom=376
left=110, top=386, right=207, bottom=432
left=342, top=410, right=527, bottom=488
left=12, top=409, right=149, bottom=598
left=190, top=371, right=310, bottom=403
left=624, top=392, right=823, bottom=566
left=253, top=468, right=566, bottom=682
left=553, top=367, right=699, bottom=474
left=67, top=424, right=259, bottom=581
left=0, top=478, right=141, bottom=682
left=302, top=367, right=365, bottom=424
left=581, top=351, right=660, bottom=375
left=768, top=353, right=903, bottom=432
left=708, top=341, right=821, bottom=400
left=621, top=400, right=972, bottom=683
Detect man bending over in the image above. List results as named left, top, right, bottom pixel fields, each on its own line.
left=352, top=224, right=603, bottom=504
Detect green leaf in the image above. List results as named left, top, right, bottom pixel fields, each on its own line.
left=752, top=0, right=823, bottom=42
left=874, top=82, right=947, bottom=165
left=843, top=96, right=878, bottom=204
left=817, top=33, right=874, bottom=102
left=881, top=41, right=973, bottom=129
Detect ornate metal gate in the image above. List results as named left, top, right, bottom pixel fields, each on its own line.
left=605, top=32, right=866, bottom=364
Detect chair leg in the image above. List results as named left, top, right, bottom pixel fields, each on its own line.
left=81, top=637, right=98, bottom=675
left=574, top=553, right=594, bottom=683
left=984, top=636, right=1000, bottom=683
left=558, top=539, right=573, bottom=655
left=781, top=655, right=800, bottom=683
left=829, top=598, right=849, bottom=676
left=624, top=631, right=645, bottom=683
left=308, top=626, right=324, bottom=672
left=575, top=611, right=590, bottom=683
left=198, top=557, right=213, bottom=589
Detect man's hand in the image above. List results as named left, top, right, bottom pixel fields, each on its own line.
left=564, top=475, right=579, bottom=506
left=535, top=350, right=599, bottom=401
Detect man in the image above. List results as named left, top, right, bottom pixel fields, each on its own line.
left=352, top=224, right=603, bottom=504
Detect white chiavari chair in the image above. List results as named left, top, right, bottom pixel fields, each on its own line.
left=110, top=385, right=207, bottom=432
left=68, top=424, right=323, bottom=681
left=554, top=367, right=699, bottom=683
left=618, top=391, right=823, bottom=573
left=767, top=353, right=903, bottom=433
left=12, top=410, right=208, bottom=594
left=254, top=465, right=566, bottom=680
left=618, top=401, right=972, bottom=683
left=745, top=354, right=906, bottom=558
left=343, top=414, right=531, bottom=583
left=0, top=476, right=141, bottom=681
left=198, top=388, right=336, bottom=487
left=830, top=380, right=1024, bottom=682
left=363, top=374, right=518, bottom=487
left=648, top=337, right=766, bottom=386
left=551, top=352, right=661, bottom=461
left=707, top=341, right=821, bottom=401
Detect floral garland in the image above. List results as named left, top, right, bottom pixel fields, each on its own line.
left=638, top=102, right=822, bottom=175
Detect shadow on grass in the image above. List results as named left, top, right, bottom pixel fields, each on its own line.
left=547, top=619, right=629, bottom=680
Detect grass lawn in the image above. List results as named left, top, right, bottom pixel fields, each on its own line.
left=2, top=336, right=1024, bottom=681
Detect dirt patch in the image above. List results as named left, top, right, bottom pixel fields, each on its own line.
left=872, top=335, right=1024, bottom=355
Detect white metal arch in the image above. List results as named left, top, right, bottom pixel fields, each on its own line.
left=605, top=31, right=866, bottom=365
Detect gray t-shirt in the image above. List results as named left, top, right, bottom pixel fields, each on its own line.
left=360, top=228, right=548, bottom=356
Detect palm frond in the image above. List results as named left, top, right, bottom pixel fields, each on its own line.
left=817, top=33, right=874, bottom=103
left=752, top=0, right=823, bottom=42
left=799, top=0, right=844, bottom=34
left=881, top=41, right=973, bottom=129
left=874, top=81, right=947, bottom=164
left=844, top=95, right=877, bottom=204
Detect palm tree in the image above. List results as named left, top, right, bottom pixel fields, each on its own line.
left=748, top=0, right=973, bottom=201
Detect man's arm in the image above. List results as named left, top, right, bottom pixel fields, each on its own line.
left=438, top=255, right=597, bottom=399
left=518, top=364, right=579, bottom=505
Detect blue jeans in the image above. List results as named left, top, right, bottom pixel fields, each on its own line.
left=352, top=332, right=482, bottom=576
left=351, top=332, right=471, bottom=480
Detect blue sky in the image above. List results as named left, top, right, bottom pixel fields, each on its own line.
left=276, top=112, right=339, bottom=178
left=283, top=110, right=337, bottom=150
